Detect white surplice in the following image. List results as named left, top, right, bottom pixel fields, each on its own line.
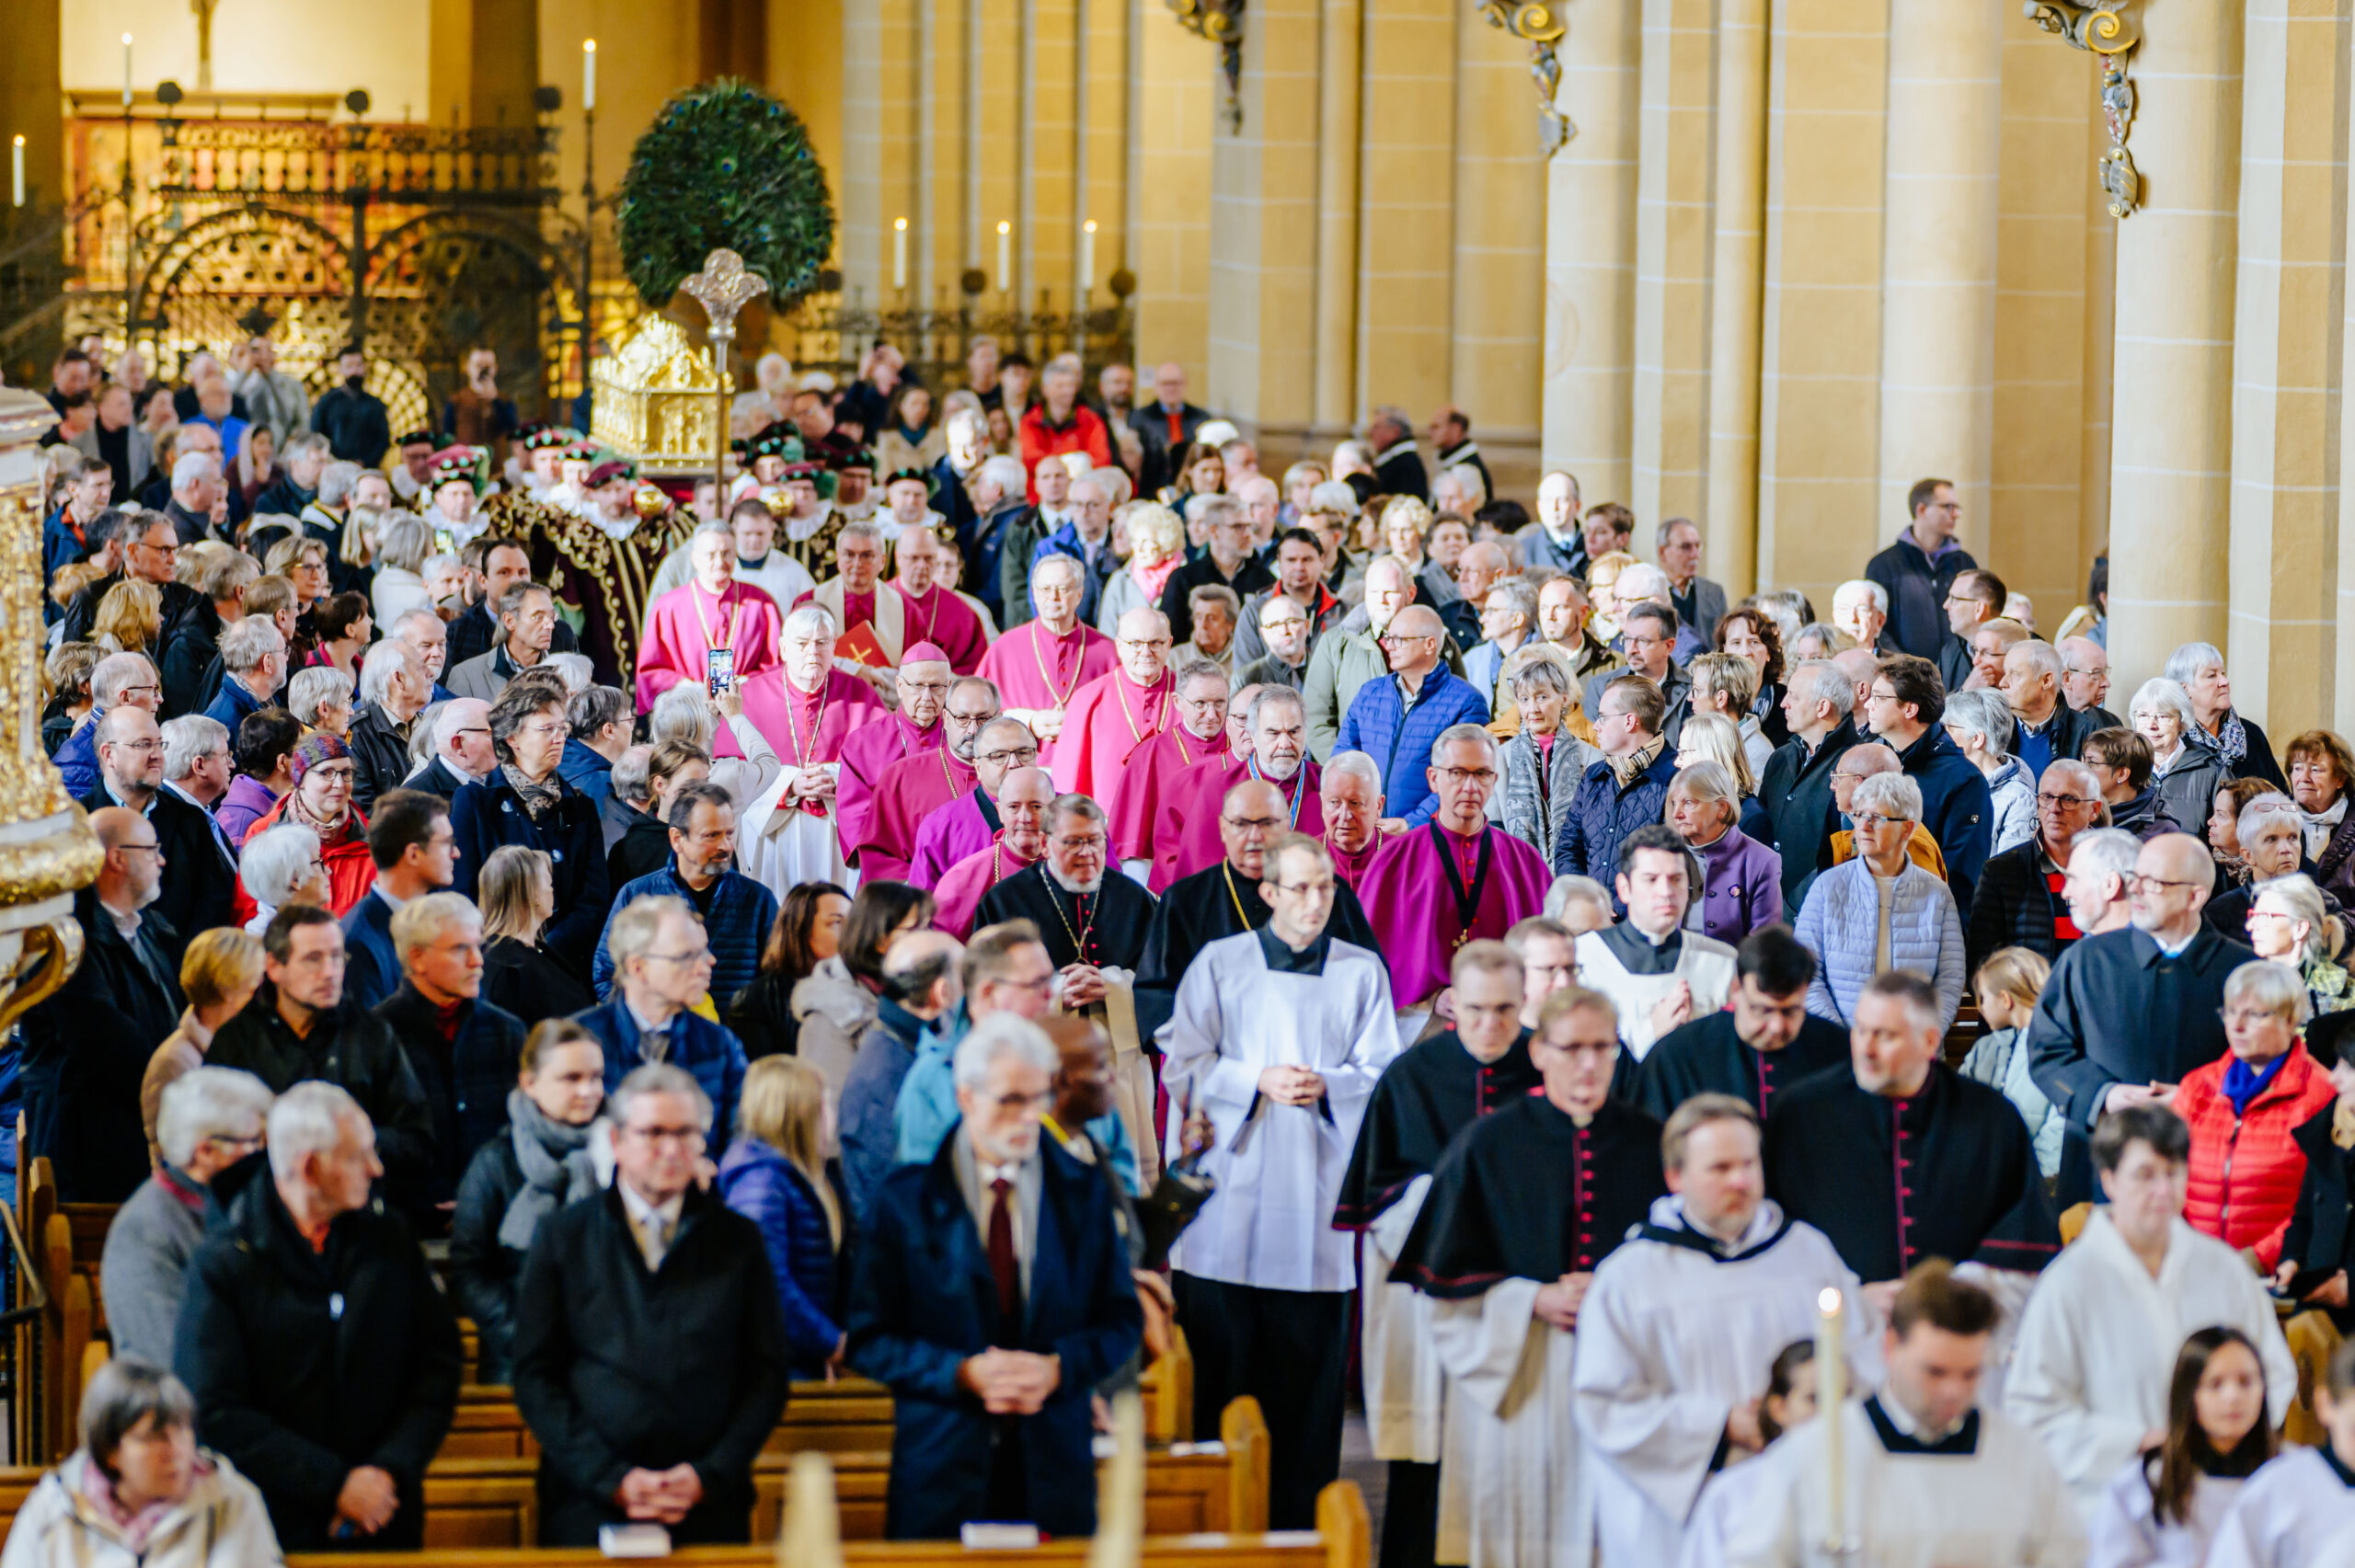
left=1429, top=1277, right=1589, bottom=1568
left=1573, top=1196, right=1880, bottom=1567
left=1362, top=1174, right=1443, bottom=1463
left=1162, top=931, right=1399, bottom=1292
left=2005, top=1210, right=2295, bottom=1516
left=2086, top=1458, right=2244, bottom=1568
left=1571, top=929, right=1738, bottom=1059
left=2206, top=1448, right=2355, bottom=1568
left=1680, top=1456, right=1776, bottom=1568
left=1722, top=1399, right=2085, bottom=1567
left=740, top=761, right=854, bottom=897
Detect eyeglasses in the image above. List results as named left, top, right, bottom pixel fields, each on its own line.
left=642, top=948, right=714, bottom=967
left=1850, top=813, right=1905, bottom=830
left=947, top=708, right=1000, bottom=726
left=2036, top=793, right=2099, bottom=808
left=978, top=747, right=1039, bottom=766
left=306, top=764, right=356, bottom=783
left=1378, top=633, right=1438, bottom=646
left=518, top=720, right=570, bottom=740
left=2127, top=873, right=2206, bottom=892
left=2221, top=1008, right=2286, bottom=1027
left=1222, top=814, right=1287, bottom=832
left=1052, top=833, right=1108, bottom=852
left=1269, top=879, right=1337, bottom=896
left=110, top=738, right=163, bottom=754
left=983, top=1089, right=1057, bottom=1113
left=622, top=1125, right=706, bottom=1148
left=116, top=841, right=163, bottom=856
left=900, top=680, right=951, bottom=696
left=1435, top=767, right=1499, bottom=785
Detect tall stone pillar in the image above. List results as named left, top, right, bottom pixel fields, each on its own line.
left=1541, top=0, right=1640, bottom=504
left=1450, top=9, right=1549, bottom=476
left=0, top=0, right=61, bottom=222
left=1127, top=0, right=1214, bottom=384
left=1875, top=0, right=2003, bottom=556
left=1701, top=0, right=1767, bottom=597
left=1205, top=0, right=1321, bottom=434
left=2106, top=1, right=2244, bottom=688
left=1629, top=0, right=1717, bottom=537
left=1312, top=0, right=1363, bottom=437
left=1354, top=0, right=1457, bottom=419
left=2230, top=0, right=2345, bottom=734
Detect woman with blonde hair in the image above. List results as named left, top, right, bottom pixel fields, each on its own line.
left=477, top=844, right=594, bottom=1025
left=718, top=1055, right=846, bottom=1378
left=138, top=929, right=267, bottom=1167
left=1097, top=501, right=1188, bottom=634
left=91, top=579, right=163, bottom=659
left=1673, top=711, right=1768, bottom=840
left=1585, top=550, right=1640, bottom=643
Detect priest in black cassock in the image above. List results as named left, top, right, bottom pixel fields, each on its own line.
left=1391, top=985, right=1667, bottom=1568
left=1335, top=941, right=1541, bottom=1568
left=974, top=793, right=1162, bottom=1181
left=1636, top=924, right=1852, bottom=1123
left=1765, top=969, right=2057, bottom=1289
left=2025, top=830, right=2252, bottom=1205
left=1135, top=777, right=1377, bottom=1044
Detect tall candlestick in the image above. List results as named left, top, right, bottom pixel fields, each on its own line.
left=892, top=216, right=908, bottom=292
left=1079, top=219, right=1097, bottom=301
left=582, top=40, right=597, bottom=113
left=997, top=220, right=1012, bottom=294
left=11, top=137, right=23, bottom=209
left=1815, top=1288, right=1846, bottom=1554
left=121, top=35, right=133, bottom=109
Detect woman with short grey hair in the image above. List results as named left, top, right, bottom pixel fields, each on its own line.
left=1942, top=687, right=2034, bottom=855
left=2132, top=676, right=2227, bottom=835
left=286, top=665, right=353, bottom=738
left=1791, top=771, right=1965, bottom=1028
left=1496, top=648, right=1601, bottom=863
left=2166, top=641, right=2289, bottom=791
left=237, top=823, right=330, bottom=936
left=370, top=514, right=436, bottom=626
left=0, top=1355, right=280, bottom=1565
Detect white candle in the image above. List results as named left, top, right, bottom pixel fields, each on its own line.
left=1815, top=1288, right=1845, bottom=1553
left=892, top=217, right=908, bottom=291
left=582, top=40, right=597, bottom=112
left=121, top=35, right=133, bottom=109
left=1079, top=219, right=1096, bottom=301
left=11, top=138, right=23, bottom=209
left=997, top=220, right=1012, bottom=293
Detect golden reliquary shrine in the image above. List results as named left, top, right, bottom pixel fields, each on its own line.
left=589, top=315, right=735, bottom=477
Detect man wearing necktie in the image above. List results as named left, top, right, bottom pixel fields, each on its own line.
left=846, top=1012, right=1143, bottom=1540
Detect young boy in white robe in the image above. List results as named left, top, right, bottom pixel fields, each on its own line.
left=2208, top=1334, right=2355, bottom=1567
left=1573, top=1093, right=1879, bottom=1566
left=1724, top=1260, right=2085, bottom=1567
left=2005, top=1103, right=2296, bottom=1521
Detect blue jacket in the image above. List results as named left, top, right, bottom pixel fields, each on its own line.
left=41, top=507, right=90, bottom=592
left=558, top=736, right=615, bottom=811
left=591, top=863, right=779, bottom=1006
left=341, top=887, right=403, bottom=1013
left=717, top=1136, right=843, bottom=1376
left=1335, top=666, right=1491, bottom=827
left=845, top=1128, right=1143, bottom=1540
left=201, top=672, right=267, bottom=736
left=572, top=997, right=749, bottom=1143
left=840, top=1000, right=935, bottom=1223
left=894, top=1006, right=1140, bottom=1195
left=1893, top=724, right=1994, bottom=921
left=1792, top=857, right=1967, bottom=1029
left=1553, top=746, right=1682, bottom=908
left=451, top=771, right=611, bottom=971
left=52, top=714, right=101, bottom=801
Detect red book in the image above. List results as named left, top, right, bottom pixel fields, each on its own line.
left=839, top=621, right=892, bottom=669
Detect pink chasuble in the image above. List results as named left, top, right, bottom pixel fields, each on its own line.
left=933, top=833, right=1039, bottom=939
left=894, top=582, right=991, bottom=675
left=1326, top=832, right=1381, bottom=889
left=862, top=750, right=978, bottom=883
left=1357, top=822, right=1554, bottom=1006
left=1106, top=724, right=1232, bottom=863
left=975, top=619, right=1116, bottom=764
left=635, top=579, right=785, bottom=714
left=736, top=667, right=886, bottom=774
left=909, top=790, right=998, bottom=889
left=1051, top=667, right=1175, bottom=798
left=1150, top=755, right=1324, bottom=894
left=836, top=713, right=944, bottom=864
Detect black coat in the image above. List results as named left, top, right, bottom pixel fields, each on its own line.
left=511, top=1184, right=790, bottom=1546
left=158, top=598, right=224, bottom=718
left=1863, top=532, right=1978, bottom=663
left=311, top=385, right=393, bottom=467
left=1633, top=1009, right=1853, bottom=1125
left=1966, top=839, right=2077, bottom=975
left=76, top=781, right=236, bottom=946
left=726, top=970, right=802, bottom=1060
left=173, top=1172, right=461, bottom=1551
left=1157, top=553, right=1276, bottom=648
left=448, top=1133, right=532, bottom=1386
left=19, top=889, right=183, bottom=1201
left=346, top=700, right=416, bottom=817
left=2282, top=1107, right=2355, bottom=1297
left=1127, top=401, right=1212, bottom=497
left=483, top=935, right=595, bottom=1028
left=374, top=983, right=525, bottom=1207
left=451, top=772, right=612, bottom=973
left=607, top=807, right=673, bottom=889
left=845, top=1132, right=1142, bottom=1540
left=404, top=755, right=472, bottom=803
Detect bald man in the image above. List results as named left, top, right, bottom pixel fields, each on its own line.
left=932, top=765, right=1056, bottom=940
left=909, top=716, right=1040, bottom=888
left=1130, top=361, right=1212, bottom=495
left=1053, top=607, right=1178, bottom=798
left=1334, top=604, right=1490, bottom=830
left=82, top=705, right=236, bottom=941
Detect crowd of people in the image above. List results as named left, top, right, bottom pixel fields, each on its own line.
left=11, top=327, right=2355, bottom=1566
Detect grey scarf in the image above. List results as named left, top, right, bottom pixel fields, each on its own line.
left=501, top=761, right=564, bottom=821
left=499, top=1089, right=600, bottom=1251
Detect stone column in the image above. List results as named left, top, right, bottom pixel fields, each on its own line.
left=2230, top=0, right=2344, bottom=733
left=1354, top=0, right=1458, bottom=418
left=0, top=0, right=61, bottom=219
left=1127, top=0, right=1215, bottom=383
left=2106, top=0, right=2244, bottom=688
left=1629, top=0, right=1717, bottom=535
left=1541, top=0, right=1641, bottom=503
left=1875, top=0, right=2003, bottom=555
left=1312, top=0, right=1363, bottom=436
left=838, top=0, right=884, bottom=304
left=1450, top=7, right=1549, bottom=483
left=1023, top=0, right=1081, bottom=301
left=1205, top=0, right=1321, bottom=435
left=1701, top=0, right=1767, bottom=597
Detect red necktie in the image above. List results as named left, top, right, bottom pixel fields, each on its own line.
left=988, top=1177, right=1019, bottom=1322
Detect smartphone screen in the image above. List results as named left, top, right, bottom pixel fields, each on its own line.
left=706, top=646, right=736, bottom=695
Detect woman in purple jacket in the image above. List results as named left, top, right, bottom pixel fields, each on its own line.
left=1667, top=761, right=1784, bottom=946
left=718, top=1056, right=846, bottom=1379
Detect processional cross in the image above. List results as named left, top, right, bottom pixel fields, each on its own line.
left=678, top=248, right=770, bottom=499
left=191, top=0, right=220, bottom=91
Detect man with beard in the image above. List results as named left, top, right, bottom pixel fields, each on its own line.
left=859, top=677, right=1001, bottom=882
left=594, top=782, right=779, bottom=1007
left=733, top=605, right=890, bottom=894
left=910, top=717, right=1040, bottom=888
left=1107, top=661, right=1232, bottom=876
left=934, top=766, right=1054, bottom=939
left=834, top=644, right=954, bottom=869
left=1152, top=685, right=1324, bottom=892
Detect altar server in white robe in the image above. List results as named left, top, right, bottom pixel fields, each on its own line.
left=1725, top=1261, right=2085, bottom=1568
left=2005, top=1103, right=2295, bottom=1521
left=1571, top=826, right=1737, bottom=1059
left=1389, top=985, right=1670, bottom=1568
left=2085, top=1326, right=2278, bottom=1568
left=2208, top=1335, right=2355, bottom=1568
left=1163, top=830, right=1399, bottom=1530
left=1680, top=1343, right=1827, bottom=1568
left=1574, top=1093, right=1879, bottom=1567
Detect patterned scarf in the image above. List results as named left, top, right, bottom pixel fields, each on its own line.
left=2189, top=706, right=2249, bottom=767
left=502, top=762, right=564, bottom=821
left=1610, top=733, right=1664, bottom=788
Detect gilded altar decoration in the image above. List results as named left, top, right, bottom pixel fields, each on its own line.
left=2025, top=0, right=2142, bottom=219
left=1167, top=0, right=1245, bottom=133
left=481, top=488, right=692, bottom=682
left=590, top=315, right=733, bottom=473
left=1479, top=1, right=1575, bottom=155
left=0, top=390, right=105, bottom=1023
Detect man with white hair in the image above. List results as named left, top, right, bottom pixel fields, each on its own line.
left=736, top=604, right=890, bottom=892
left=1430, top=464, right=1486, bottom=529
left=1028, top=467, right=1120, bottom=628
left=575, top=898, right=752, bottom=1135
left=176, top=1081, right=461, bottom=1551
left=837, top=643, right=959, bottom=869
left=2059, top=826, right=2139, bottom=938
left=376, top=890, right=525, bottom=1205
left=976, top=552, right=1117, bottom=756
left=968, top=452, right=1039, bottom=627
left=165, top=448, right=228, bottom=544
left=635, top=521, right=787, bottom=714
left=52, top=650, right=162, bottom=798
left=161, top=713, right=240, bottom=866
left=349, top=637, right=433, bottom=813
left=63, top=509, right=201, bottom=646
left=201, top=615, right=286, bottom=734
left=1304, top=554, right=1417, bottom=760
left=1152, top=683, right=1322, bottom=890
left=256, top=429, right=328, bottom=519
left=1833, top=578, right=1897, bottom=654
left=1999, top=637, right=2101, bottom=780
left=1320, top=750, right=1385, bottom=885
left=848, top=1009, right=1142, bottom=1539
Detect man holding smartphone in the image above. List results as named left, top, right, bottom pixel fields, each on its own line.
left=442, top=347, right=520, bottom=465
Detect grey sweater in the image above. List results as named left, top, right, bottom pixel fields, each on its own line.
left=98, top=1169, right=209, bottom=1366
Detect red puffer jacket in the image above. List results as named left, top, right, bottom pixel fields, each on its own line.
left=2175, top=1041, right=2336, bottom=1269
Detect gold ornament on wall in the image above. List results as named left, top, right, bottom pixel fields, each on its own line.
left=1479, top=0, right=1575, bottom=155
left=1167, top=0, right=1245, bottom=133
left=2024, top=0, right=2142, bottom=219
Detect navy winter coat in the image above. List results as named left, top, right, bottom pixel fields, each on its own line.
left=1553, top=746, right=1682, bottom=910
left=718, top=1136, right=844, bottom=1376
left=592, top=863, right=778, bottom=1006
left=1335, top=666, right=1491, bottom=827
left=452, top=771, right=611, bottom=972
left=1893, top=724, right=1994, bottom=921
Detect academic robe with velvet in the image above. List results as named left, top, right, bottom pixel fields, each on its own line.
left=974, top=619, right=1116, bottom=765
left=1134, top=860, right=1380, bottom=1047
left=2208, top=1448, right=2355, bottom=1568
left=1574, top=1196, right=1878, bottom=1568
left=734, top=668, right=888, bottom=895
left=1721, top=1397, right=2085, bottom=1568
left=1050, top=665, right=1176, bottom=798
left=909, top=787, right=1000, bottom=889
left=863, top=749, right=978, bottom=885
left=1763, top=1062, right=2059, bottom=1283
left=892, top=582, right=991, bottom=675
left=1634, top=1010, right=1855, bottom=1124
left=930, top=833, right=1037, bottom=939
left=1335, top=1030, right=1540, bottom=1465
left=836, top=712, right=944, bottom=869
left=1150, top=756, right=1325, bottom=894
left=1358, top=823, right=1555, bottom=1009
left=634, top=578, right=785, bottom=714
left=1106, top=723, right=1232, bottom=866
left=1391, top=1094, right=1667, bottom=1568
